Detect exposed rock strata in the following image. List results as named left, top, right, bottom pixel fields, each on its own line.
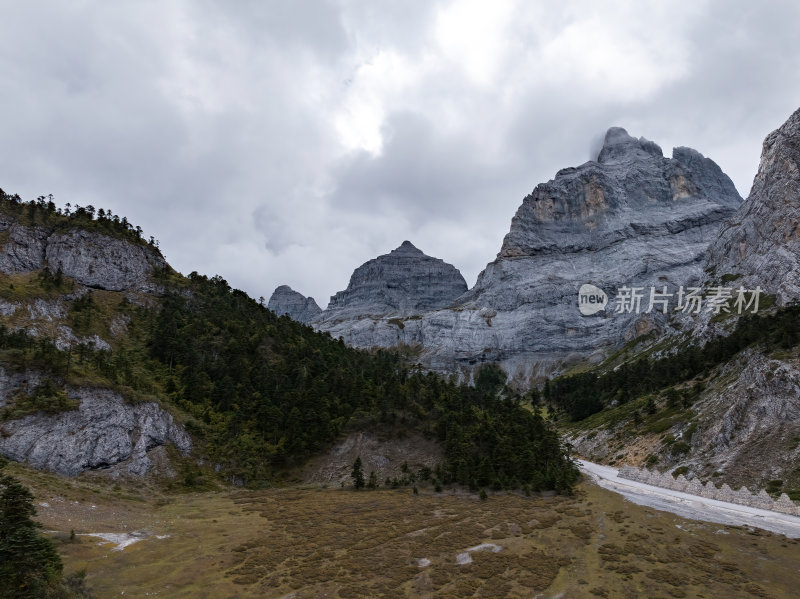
left=704, top=108, right=800, bottom=305
left=315, top=241, right=468, bottom=322
left=0, top=368, right=190, bottom=476
left=0, top=215, right=165, bottom=292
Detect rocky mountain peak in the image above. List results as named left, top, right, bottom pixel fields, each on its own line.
left=267, top=285, right=322, bottom=324
left=391, top=240, right=424, bottom=255
left=498, top=128, right=741, bottom=260
left=311, top=125, right=744, bottom=381
left=597, top=126, right=664, bottom=163
left=315, top=242, right=467, bottom=320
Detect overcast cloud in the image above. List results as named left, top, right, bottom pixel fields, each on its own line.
left=1, top=0, right=799, bottom=306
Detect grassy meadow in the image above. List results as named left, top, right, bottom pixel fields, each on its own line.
left=7, top=462, right=800, bottom=598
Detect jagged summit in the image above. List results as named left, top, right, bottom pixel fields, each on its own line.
left=267, top=284, right=322, bottom=324
left=314, top=241, right=467, bottom=319
left=498, top=128, right=741, bottom=260
left=391, top=240, right=424, bottom=255
left=597, top=126, right=664, bottom=163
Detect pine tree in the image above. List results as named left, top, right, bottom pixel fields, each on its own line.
left=351, top=457, right=365, bottom=490
left=0, top=465, right=64, bottom=598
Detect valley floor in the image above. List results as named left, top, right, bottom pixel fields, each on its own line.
left=9, top=462, right=800, bottom=598
left=579, top=460, right=800, bottom=539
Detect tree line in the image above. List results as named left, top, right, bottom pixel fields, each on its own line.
left=547, top=303, right=800, bottom=420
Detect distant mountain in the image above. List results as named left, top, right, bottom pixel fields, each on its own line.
left=319, top=240, right=468, bottom=318
left=267, top=284, right=321, bottom=324
left=280, top=127, right=741, bottom=382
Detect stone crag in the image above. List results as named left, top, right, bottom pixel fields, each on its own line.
left=0, top=214, right=166, bottom=292
left=309, top=240, right=469, bottom=346
left=618, top=465, right=800, bottom=517
left=704, top=107, right=800, bottom=305
left=267, top=284, right=321, bottom=324
left=0, top=367, right=190, bottom=477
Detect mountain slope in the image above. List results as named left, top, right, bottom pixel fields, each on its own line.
left=0, top=192, right=577, bottom=491
left=705, top=107, right=800, bottom=303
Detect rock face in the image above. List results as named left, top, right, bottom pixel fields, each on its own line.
left=267, top=285, right=321, bottom=324
left=691, top=352, right=800, bottom=486
left=0, top=368, right=191, bottom=477
left=312, top=240, right=468, bottom=326
left=0, top=215, right=165, bottom=291
left=569, top=349, right=800, bottom=491
left=313, top=129, right=742, bottom=381
left=705, top=108, right=800, bottom=304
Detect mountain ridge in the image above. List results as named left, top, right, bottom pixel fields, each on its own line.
left=278, top=126, right=742, bottom=383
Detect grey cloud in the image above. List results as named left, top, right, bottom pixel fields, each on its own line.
left=0, top=1, right=799, bottom=306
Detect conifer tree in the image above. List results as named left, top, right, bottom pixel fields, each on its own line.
left=0, top=460, right=64, bottom=598
left=351, top=457, right=365, bottom=490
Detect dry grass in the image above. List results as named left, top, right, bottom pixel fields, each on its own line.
left=8, top=461, right=800, bottom=598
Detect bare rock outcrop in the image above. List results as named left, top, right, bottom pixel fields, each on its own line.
left=691, top=352, right=800, bottom=485
left=0, top=368, right=190, bottom=477
left=45, top=229, right=165, bottom=292
left=0, top=215, right=165, bottom=292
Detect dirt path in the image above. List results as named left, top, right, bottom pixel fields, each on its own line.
left=579, top=459, right=800, bottom=538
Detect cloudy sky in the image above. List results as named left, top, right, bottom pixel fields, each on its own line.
left=1, top=1, right=799, bottom=306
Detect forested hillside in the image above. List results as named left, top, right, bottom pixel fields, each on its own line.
left=0, top=192, right=577, bottom=492
left=150, top=274, right=577, bottom=490
left=547, top=302, right=799, bottom=421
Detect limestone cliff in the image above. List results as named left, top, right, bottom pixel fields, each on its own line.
left=705, top=107, right=800, bottom=304
left=0, top=213, right=166, bottom=292
left=0, top=367, right=190, bottom=477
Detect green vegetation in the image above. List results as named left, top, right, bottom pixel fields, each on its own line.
left=547, top=304, right=800, bottom=421
left=0, top=189, right=160, bottom=249
left=0, top=459, right=84, bottom=598
left=0, top=195, right=578, bottom=493
left=1, top=379, right=78, bottom=421
left=350, top=457, right=365, bottom=490
left=148, top=274, right=578, bottom=490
